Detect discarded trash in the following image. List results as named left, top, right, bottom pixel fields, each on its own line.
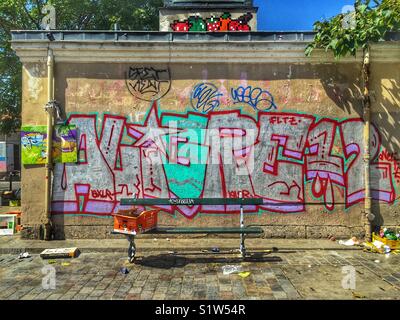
left=374, top=260, right=380, bottom=263
left=363, top=241, right=387, bottom=254
left=372, top=228, right=400, bottom=253
left=123, top=260, right=133, bottom=267
left=211, top=247, right=220, bottom=253
left=352, top=291, right=366, bottom=299
left=61, top=262, right=71, bottom=266
left=120, top=267, right=130, bottom=274
left=222, top=265, right=242, bottom=275
left=167, top=251, right=176, bottom=254
left=48, top=260, right=57, bottom=264
left=373, top=240, right=384, bottom=249
left=327, top=234, right=336, bottom=241
left=166, top=238, right=170, bottom=241
left=363, top=242, right=376, bottom=250
left=338, top=237, right=360, bottom=246
left=382, top=228, right=398, bottom=240
left=40, top=247, right=80, bottom=259
left=238, top=272, right=251, bottom=278
left=18, top=252, right=31, bottom=259
left=383, top=245, right=391, bottom=254
left=153, top=238, right=157, bottom=241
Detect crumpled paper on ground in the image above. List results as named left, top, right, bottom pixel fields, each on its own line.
left=338, top=237, right=360, bottom=246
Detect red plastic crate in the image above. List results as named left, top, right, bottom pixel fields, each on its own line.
left=113, top=209, right=159, bottom=235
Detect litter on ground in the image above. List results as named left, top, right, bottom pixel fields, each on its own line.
left=238, top=272, right=251, bottom=278
left=222, top=265, right=242, bottom=275
left=338, top=237, right=360, bottom=246
left=18, top=252, right=31, bottom=259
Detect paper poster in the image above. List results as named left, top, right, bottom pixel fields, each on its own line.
left=21, top=125, right=77, bottom=165
left=53, top=125, right=78, bottom=163
left=21, top=125, right=47, bottom=165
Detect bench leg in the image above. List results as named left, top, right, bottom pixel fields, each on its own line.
left=240, top=233, right=246, bottom=258
left=127, top=235, right=136, bottom=263
left=239, top=204, right=246, bottom=258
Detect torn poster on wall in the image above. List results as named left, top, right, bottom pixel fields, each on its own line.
left=21, top=125, right=77, bottom=165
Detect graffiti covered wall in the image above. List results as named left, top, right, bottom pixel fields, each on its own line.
left=51, top=105, right=396, bottom=218
left=18, top=59, right=400, bottom=238
left=48, top=63, right=399, bottom=226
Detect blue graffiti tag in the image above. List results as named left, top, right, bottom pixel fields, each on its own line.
left=231, top=86, right=277, bottom=111
left=190, top=82, right=223, bottom=113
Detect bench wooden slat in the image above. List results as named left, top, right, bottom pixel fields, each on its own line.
left=147, top=227, right=264, bottom=234
left=120, top=198, right=264, bottom=206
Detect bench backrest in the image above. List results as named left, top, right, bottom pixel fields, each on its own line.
left=120, top=198, right=264, bottom=206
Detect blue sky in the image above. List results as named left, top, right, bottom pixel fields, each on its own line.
left=255, top=0, right=355, bottom=31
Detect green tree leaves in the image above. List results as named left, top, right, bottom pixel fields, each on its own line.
left=305, top=0, right=400, bottom=59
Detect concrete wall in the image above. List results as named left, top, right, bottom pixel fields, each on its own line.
left=369, top=61, right=400, bottom=229
left=17, top=42, right=400, bottom=239
left=20, top=63, right=47, bottom=232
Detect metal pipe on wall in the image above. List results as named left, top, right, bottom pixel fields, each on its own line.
left=363, top=48, right=373, bottom=242
left=43, top=48, right=54, bottom=240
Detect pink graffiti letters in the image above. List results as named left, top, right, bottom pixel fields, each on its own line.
left=51, top=104, right=396, bottom=218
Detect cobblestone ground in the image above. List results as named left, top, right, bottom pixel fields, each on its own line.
left=0, top=249, right=399, bottom=300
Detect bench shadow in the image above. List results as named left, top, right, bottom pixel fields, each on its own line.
left=133, top=252, right=283, bottom=269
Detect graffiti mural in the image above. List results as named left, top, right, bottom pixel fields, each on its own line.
left=126, top=67, right=171, bottom=102
left=170, top=12, right=253, bottom=32
left=52, top=102, right=397, bottom=218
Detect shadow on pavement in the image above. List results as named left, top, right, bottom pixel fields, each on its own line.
left=133, top=252, right=283, bottom=269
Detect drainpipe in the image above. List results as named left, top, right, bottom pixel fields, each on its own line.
left=43, top=48, right=54, bottom=240
left=362, top=46, right=373, bottom=242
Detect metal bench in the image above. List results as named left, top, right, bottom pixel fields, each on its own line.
left=114, top=198, right=264, bottom=262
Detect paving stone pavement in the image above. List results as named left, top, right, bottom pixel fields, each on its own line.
left=0, top=249, right=399, bottom=300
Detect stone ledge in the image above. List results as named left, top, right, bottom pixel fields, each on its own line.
left=0, top=234, right=364, bottom=254
left=306, top=226, right=365, bottom=239
left=44, top=224, right=366, bottom=240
